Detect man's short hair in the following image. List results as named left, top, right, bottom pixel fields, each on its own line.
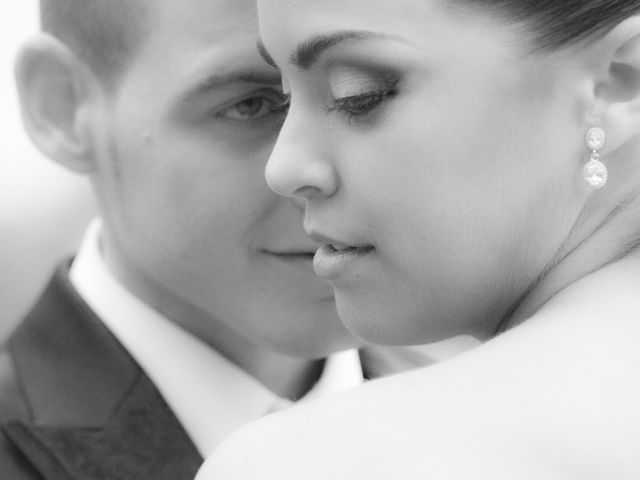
left=40, top=0, right=151, bottom=87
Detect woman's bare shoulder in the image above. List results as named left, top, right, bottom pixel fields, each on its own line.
left=199, top=288, right=640, bottom=480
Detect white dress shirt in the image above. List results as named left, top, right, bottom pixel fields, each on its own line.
left=70, top=220, right=364, bottom=457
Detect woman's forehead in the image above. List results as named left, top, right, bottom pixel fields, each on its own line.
left=257, top=0, right=527, bottom=73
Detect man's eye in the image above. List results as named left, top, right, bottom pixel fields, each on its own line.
left=218, top=96, right=282, bottom=121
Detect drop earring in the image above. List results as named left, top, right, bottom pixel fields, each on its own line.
left=583, top=127, right=608, bottom=189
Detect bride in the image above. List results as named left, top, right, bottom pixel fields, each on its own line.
left=199, top=0, right=640, bottom=478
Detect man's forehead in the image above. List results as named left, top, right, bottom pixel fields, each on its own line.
left=148, top=0, right=259, bottom=44
left=127, top=0, right=262, bottom=83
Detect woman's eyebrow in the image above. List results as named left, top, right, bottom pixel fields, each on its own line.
left=257, top=40, right=277, bottom=68
left=292, top=31, right=392, bottom=69
left=257, top=31, right=406, bottom=71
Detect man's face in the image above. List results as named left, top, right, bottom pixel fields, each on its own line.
left=90, top=0, right=358, bottom=357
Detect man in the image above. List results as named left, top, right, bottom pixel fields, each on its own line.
left=0, top=0, right=365, bottom=478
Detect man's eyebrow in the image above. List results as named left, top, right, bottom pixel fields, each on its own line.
left=194, top=70, right=282, bottom=93
left=291, top=31, right=397, bottom=70
left=181, top=70, right=282, bottom=104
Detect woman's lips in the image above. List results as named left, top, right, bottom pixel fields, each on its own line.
left=313, top=244, right=374, bottom=280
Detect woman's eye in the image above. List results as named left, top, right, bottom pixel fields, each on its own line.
left=218, top=94, right=287, bottom=121
left=328, top=83, right=397, bottom=120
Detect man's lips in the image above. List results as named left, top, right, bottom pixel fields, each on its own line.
left=262, top=250, right=316, bottom=260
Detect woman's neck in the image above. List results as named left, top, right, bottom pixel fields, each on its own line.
left=505, top=188, right=640, bottom=330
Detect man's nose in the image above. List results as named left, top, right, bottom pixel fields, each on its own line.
left=265, top=124, right=338, bottom=202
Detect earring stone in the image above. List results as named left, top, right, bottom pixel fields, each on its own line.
left=585, top=127, right=606, bottom=151
left=583, top=127, right=607, bottom=189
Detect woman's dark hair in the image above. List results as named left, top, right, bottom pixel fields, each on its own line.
left=459, top=1, right=640, bottom=49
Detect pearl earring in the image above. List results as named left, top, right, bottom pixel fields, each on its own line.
left=583, top=127, right=607, bottom=189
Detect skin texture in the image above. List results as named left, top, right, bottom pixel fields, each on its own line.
left=196, top=1, right=640, bottom=478
left=15, top=0, right=360, bottom=397
left=259, top=0, right=640, bottom=345
left=199, top=257, right=640, bottom=479
left=90, top=0, right=356, bottom=360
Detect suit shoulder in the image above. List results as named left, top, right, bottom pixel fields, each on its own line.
left=0, top=343, right=30, bottom=423
left=0, top=346, right=40, bottom=479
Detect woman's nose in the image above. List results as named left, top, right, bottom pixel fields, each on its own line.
left=265, top=131, right=337, bottom=201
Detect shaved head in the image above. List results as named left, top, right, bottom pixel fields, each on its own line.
left=40, top=0, right=151, bottom=87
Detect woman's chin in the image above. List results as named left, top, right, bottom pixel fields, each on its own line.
left=337, top=297, right=427, bottom=346
left=335, top=290, right=482, bottom=346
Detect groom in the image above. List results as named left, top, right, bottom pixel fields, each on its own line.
left=0, top=0, right=366, bottom=478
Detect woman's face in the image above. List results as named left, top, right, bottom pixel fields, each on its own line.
left=260, top=0, right=589, bottom=344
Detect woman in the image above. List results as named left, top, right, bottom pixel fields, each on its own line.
left=198, top=1, right=640, bottom=478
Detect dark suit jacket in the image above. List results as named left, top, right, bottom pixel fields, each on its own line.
left=0, top=262, right=202, bottom=479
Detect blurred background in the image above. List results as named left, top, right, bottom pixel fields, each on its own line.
left=0, top=3, right=95, bottom=338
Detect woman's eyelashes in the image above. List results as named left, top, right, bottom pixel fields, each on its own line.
left=258, top=72, right=400, bottom=122
left=325, top=67, right=400, bottom=121
left=326, top=81, right=398, bottom=120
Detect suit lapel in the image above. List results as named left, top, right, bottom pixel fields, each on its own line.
left=5, top=375, right=201, bottom=480
left=4, top=263, right=202, bottom=479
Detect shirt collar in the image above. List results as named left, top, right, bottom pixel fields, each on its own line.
left=70, top=220, right=364, bottom=457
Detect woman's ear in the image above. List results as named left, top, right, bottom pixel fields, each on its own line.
left=14, top=33, right=102, bottom=173
left=588, top=16, right=640, bottom=153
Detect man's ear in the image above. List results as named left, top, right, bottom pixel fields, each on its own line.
left=15, top=33, right=103, bottom=173
left=588, top=16, right=640, bottom=154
